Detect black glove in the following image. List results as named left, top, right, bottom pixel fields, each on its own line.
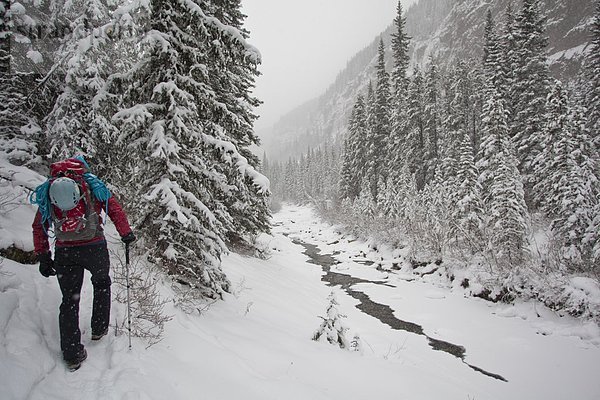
left=38, top=253, right=56, bottom=278
left=121, top=232, right=136, bottom=244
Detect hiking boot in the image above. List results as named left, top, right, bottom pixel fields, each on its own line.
left=91, top=328, right=109, bottom=341
left=65, top=348, right=87, bottom=372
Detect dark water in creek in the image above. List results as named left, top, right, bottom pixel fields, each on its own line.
left=294, top=239, right=507, bottom=383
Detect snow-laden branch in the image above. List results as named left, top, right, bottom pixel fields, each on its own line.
left=147, top=177, right=218, bottom=226
left=149, top=122, right=181, bottom=159
left=179, top=0, right=261, bottom=64
left=113, top=103, right=155, bottom=125
left=202, top=133, right=270, bottom=194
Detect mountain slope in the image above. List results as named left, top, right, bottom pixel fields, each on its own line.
left=261, top=0, right=596, bottom=161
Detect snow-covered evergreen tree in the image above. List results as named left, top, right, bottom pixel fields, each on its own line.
left=388, top=0, right=411, bottom=185
left=535, top=83, right=597, bottom=269
left=391, top=0, right=410, bottom=99
left=376, top=175, right=398, bottom=219
left=45, top=0, right=119, bottom=163
left=557, top=105, right=598, bottom=270
left=584, top=0, right=600, bottom=153
left=440, top=62, right=470, bottom=182
left=0, top=0, right=53, bottom=168
left=366, top=39, right=391, bottom=200
left=340, top=94, right=367, bottom=201
left=452, top=133, right=483, bottom=251
left=404, top=173, right=453, bottom=258
left=423, top=62, right=441, bottom=185
left=354, top=181, right=376, bottom=223
left=483, top=10, right=505, bottom=94
left=511, top=0, right=550, bottom=204
left=283, top=158, right=298, bottom=202
left=588, top=202, right=600, bottom=268
left=313, top=292, right=349, bottom=349
left=0, top=1, right=33, bottom=166
left=206, top=1, right=271, bottom=244
left=318, top=145, right=340, bottom=204
left=393, top=163, right=417, bottom=224
left=477, top=85, right=529, bottom=268
left=405, top=66, right=426, bottom=190
left=111, top=0, right=269, bottom=298
left=500, top=2, right=518, bottom=110
left=532, top=81, right=571, bottom=213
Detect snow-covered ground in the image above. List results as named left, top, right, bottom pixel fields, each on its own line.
left=1, top=204, right=600, bottom=400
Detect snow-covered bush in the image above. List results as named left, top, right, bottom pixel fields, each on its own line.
left=350, top=334, right=363, bottom=353
left=404, top=181, right=453, bottom=260
left=556, top=277, right=600, bottom=320
left=111, top=249, right=172, bottom=347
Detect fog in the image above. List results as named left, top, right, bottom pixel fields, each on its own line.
left=241, top=0, right=417, bottom=131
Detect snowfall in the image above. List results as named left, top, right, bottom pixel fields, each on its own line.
left=1, top=167, right=600, bottom=400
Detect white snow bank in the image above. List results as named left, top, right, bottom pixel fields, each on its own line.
left=0, top=158, right=45, bottom=251
left=1, top=204, right=600, bottom=400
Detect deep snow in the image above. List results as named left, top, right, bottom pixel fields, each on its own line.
left=1, top=204, right=600, bottom=400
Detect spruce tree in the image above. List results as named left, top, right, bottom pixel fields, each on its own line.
left=588, top=203, right=600, bottom=268
left=483, top=10, right=505, bottom=94
left=500, top=2, right=518, bottom=111
left=388, top=0, right=411, bottom=185
left=111, top=0, right=269, bottom=298
left=0, top=0, right=48, bottom=168
left=391, top=0, right=410, bottom=100
left=204, top=0, right=270, bottom=244
left=584, top=0, right=600, bottom=153
left=46, top=0, right=119, bottom=164
left=8, top=0, right=66, bottom=135
left=392, top=163, right=416, bottom=223
left=405, top=66, right=426, bottom=190
left=340, top=94, right=367, bottom=200
left=532, top=81, right=571, bottom=214
left=557, top=105, right=597, bottom=269
left=326, top=145, right=341, bottom=203
left=423, top=62, right=440, bottom=186
left=211, top=0, right=246, bottom=28
left=0, top=1, right=32, bottom=165
left=377, top=175, right=399, bottom=219
left=453, top=133, right=483, bottom=249
left=284, top=158, right=297, bottom=202
left=366, top=39, right=391, bottom=200
left=536, top=83, right=597, bottom=268
left=511, top=0, right=550, bottom=205
left=477, top=85, right=529, bottom=268
left=440, top=62, right=470, bottom=182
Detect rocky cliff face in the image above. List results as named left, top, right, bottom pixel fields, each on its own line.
left=261, top=0, right=596, bottom=162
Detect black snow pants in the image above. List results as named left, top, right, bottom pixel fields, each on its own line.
left=54, top=241, right=111, bottom=361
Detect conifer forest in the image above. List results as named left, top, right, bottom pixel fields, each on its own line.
left=264, top=0, right=600, bottom=311
left=1, top=0, right=599, bottom=314
left=2, top=1, right=600, bottom=397
left=1, top=0, right=270, bottom=299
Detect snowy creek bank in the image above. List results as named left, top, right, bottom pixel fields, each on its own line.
left=276, top=205, right=600, bottom=399
left=293, top=239, right=507, bottom=382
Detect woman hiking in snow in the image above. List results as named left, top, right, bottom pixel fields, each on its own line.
left=30, top=156, right=135, bottom=371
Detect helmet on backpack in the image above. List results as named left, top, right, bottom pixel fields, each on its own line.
left=49, top=177, right=81, bottom=211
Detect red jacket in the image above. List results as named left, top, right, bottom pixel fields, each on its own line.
left=32, top=196, right=132, bottom=255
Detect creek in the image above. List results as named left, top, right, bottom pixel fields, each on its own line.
left=294, top=239, right=508, bottom=383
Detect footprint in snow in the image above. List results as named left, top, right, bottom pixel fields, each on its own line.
left=425, top=291, right=446, bottom=300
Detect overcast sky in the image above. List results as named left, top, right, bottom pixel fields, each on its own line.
left=241, top=0, right=416, bottom=131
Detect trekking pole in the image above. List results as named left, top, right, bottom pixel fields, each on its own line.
left=125, top=242, right=132, bottom=350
